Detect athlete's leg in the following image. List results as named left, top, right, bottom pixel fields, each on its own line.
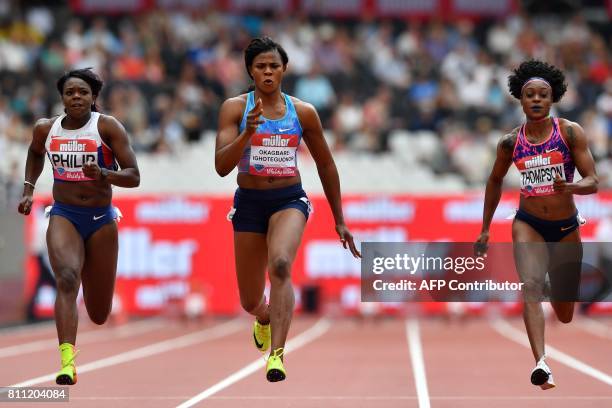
left=81, top=221, right=118, bottom=325
left=47, top=216, right=85, bottom=345
left=513, top=219, right=548, bottom=362
left=549, top=229, right=582, bottom=323
left=266, top=209, right=306, bottom=354
left=235, top=232, right=270, bottom=323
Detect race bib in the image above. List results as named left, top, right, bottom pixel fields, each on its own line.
left=516, top=151, right=565, bottom=196
left=49, top=138, right=98, bottom=181
left=249, top=133, right=299, bottom=177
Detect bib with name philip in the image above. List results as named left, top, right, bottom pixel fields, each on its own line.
left=45, top=112, right=117, bottom=182
left=512, top=118, right=575, bottom=197
left=238, top=91, right=303, bottom=178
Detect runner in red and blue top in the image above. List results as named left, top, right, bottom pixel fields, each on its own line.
left=514, top=116, right=575, bottom=200
left=476, top=60, right=599, bottom=390
left=18, top=68, right=140, bottom=385
left=216, top=37, right=361, bottom=382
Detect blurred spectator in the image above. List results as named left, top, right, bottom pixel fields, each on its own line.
left=294, top=65, right=336, bottom=126
left=0, top=3, right=609, bottom=203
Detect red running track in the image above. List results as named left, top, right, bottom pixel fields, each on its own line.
left=0, top=315, right=611, bottom=407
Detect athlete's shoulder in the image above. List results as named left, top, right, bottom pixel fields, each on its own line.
left=289, top=95, right=314, bottom=113
left=290, top=96, right=319, bottom=131
left=557, top=117, right=584, bottom=148
left=290, top=96, right=318, bottom=121
left=498, top=126, right=520, bottom=154
left=220, top=94, right=249, bottom=116
left=98, top=113, right=127, bottom=134
left=224, top=94, right=249, bottom=108
left=33, top=116, right=57, bottom=135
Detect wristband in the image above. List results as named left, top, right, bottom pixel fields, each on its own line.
left=24, top=181, right=35, bottom=189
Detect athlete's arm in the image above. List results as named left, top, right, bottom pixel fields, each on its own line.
left=215, top=97, right=263, bottom=177
left=555, top=120, right=598, bottom=195
left=297, top=101, right=361, bottom=258
left=476, top=129, right=516, bottom=252
left=87, top=115, right=140, bottom=188
left=18, top=119, right=52, bottom=215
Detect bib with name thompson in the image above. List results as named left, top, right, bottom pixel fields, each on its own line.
left=512, top=118, right=575, bottom=197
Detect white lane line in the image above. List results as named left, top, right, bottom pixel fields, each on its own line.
left=176, top=318, right=331, bottom=408
left=0, top=319, right=167, bottom=358
left=576, top=317, right=612, bottom=340
left=491, top=319, right=612, bottom=386
left=7, top=319, right=243, bottom=388
left=406, top=319, right=431, bottom=408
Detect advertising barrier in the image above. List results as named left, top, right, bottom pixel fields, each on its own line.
left=24, top=192, right=612, bottom=318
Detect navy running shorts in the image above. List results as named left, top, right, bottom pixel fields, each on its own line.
left=228, top=183, right=312, bottom=233
left=514, top=208, right=581, bottom=242
left=49, top=201, right=117, bottom=241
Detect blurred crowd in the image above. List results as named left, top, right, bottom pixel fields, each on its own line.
left=0, top=4, right=611, bottom=210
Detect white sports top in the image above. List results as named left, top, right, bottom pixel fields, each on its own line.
left=45, top=112, right=117, bottom=182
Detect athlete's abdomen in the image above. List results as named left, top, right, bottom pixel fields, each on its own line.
left=52, top=181, right=113, bottom=207
left=236, top=171, right=302, bottom=190
left=518, top=193, right=577, bottom=220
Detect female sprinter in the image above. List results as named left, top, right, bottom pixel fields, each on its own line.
left=18, top=68, right=140, bottom=385
left=476, top=60, right=598, bottom=389
left=215, top=37, right=361, bottom=382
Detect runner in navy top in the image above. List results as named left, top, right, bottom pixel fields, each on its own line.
left=215, top=37, right=361, bottom=382
left=476, top=60, right=598, bottom=390
left=18, top=68, right=140, bottom=385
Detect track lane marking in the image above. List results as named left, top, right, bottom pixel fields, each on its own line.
left=406, top=318, right=431, bottom=408
left=491, top=319, right=612, bottom=386
left=6, top=318, right=243, bottom=388
left=0, top=318, right=167, bottom=358
left=176, top=318, right=330, bottom=408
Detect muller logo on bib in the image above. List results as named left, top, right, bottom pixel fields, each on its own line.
left=262, top=135, right=290, bottom=147
left=524, top=154, right=550, bottom=168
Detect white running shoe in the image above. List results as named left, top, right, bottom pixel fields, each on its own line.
left=531, top=356, right=556, bottom=390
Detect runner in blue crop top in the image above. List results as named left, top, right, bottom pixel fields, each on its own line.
left=215, top=37, right=361, bottom=382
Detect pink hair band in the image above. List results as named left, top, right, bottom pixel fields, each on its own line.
left=521, top=77, right=551, bottom=92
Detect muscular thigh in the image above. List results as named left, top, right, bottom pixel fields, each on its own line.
left=267, top=209, right=307, bottom=264
left=81, top=221, right=118, bottom=308
left=549, top=229, right=582, bottom=303
left=512, top=219, right=548, bottom=284
left=234, top=232, right=268, bottom=302
left=47, top=216, right=85, bottom=276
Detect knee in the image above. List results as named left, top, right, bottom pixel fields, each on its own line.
left=55, top=268, right=80, bottom=295
left=88, top=310, right=109, bottom=325
left=556, top=307, right=574, bottom=324
left=521, top=280, right=545, bottom=301
left=240, top=298, right=263, bottom=315
left=269, top=256, right=291, bottom=282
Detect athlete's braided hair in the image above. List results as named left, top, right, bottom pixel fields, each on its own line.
left=56, top=68, right=103, bottom=112
left=508, top=60, right=567, bottom=103
left=244, top=37, right=289, bottom=80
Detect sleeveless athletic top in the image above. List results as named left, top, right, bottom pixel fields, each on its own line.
left=512, top=117, right=575, bottom=197
left=238, top=92, right=303, bottom=177
left=45, top=112, right=117, bottom=182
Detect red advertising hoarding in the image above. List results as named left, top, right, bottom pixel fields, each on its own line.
left=24, top=192, right=612, bottom=318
